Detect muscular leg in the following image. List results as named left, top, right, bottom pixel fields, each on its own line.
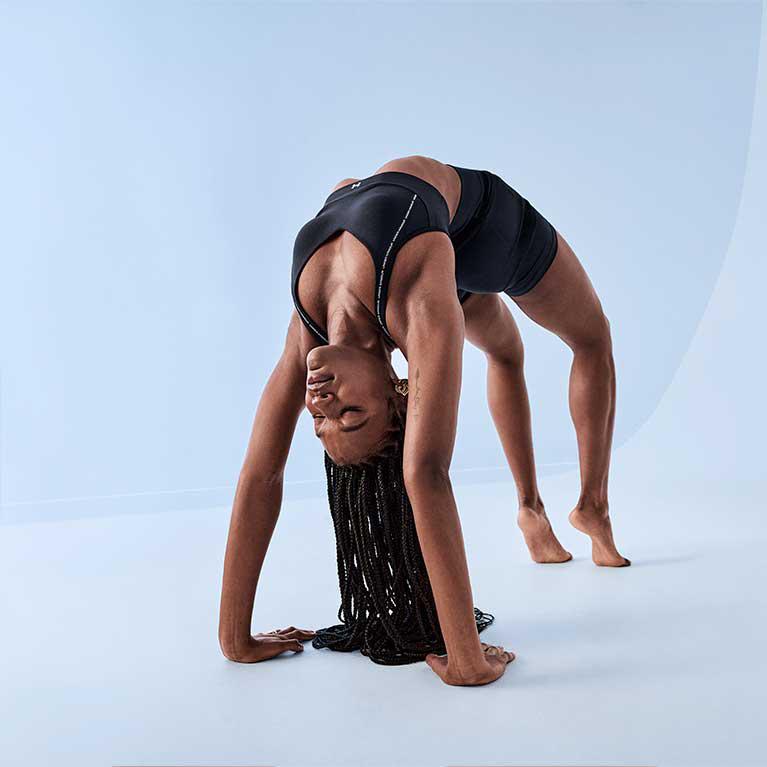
left=463, top=293, right=571, bottom=564
left=512, top=232, right=629, bottom=567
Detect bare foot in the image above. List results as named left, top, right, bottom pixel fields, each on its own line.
left=569, top=504, right=630, bottom=567
left=517, top=505, right=572, bottom=564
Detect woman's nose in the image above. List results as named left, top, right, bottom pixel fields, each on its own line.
left=311, top=391, right=336, bottom=411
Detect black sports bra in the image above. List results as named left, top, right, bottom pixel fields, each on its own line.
left=291, top=166, right=487, bottom=345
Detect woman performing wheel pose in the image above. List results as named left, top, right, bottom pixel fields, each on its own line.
left=218, top=155, right=629, bottom=687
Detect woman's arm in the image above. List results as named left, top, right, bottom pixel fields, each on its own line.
left=399, top=242, right=511, bottom=686
left=218, top=311, right=314, bottom=662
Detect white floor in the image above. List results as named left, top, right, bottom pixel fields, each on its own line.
left=6, top=6, right=767, bottom=765
left=2, top=451, right=765, bottom=767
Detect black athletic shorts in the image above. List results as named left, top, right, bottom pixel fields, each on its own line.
left=448, top=165, right=558, bottom=301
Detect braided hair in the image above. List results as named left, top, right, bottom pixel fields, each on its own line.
left=312, top=383, right=494, bottom=665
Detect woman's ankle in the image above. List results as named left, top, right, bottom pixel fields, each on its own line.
left=518, top=493, right=545, bottom=514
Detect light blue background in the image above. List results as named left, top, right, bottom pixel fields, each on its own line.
left=0, top=1, right=760, bottom=519
left=2, top=4, right=767, bottom=767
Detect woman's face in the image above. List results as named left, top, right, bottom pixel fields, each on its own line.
left=305, top=344, right=398, bottom=465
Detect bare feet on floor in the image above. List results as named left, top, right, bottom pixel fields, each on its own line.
left=517, top=504, right=572, bottom=564
left=569, top=504, right=630, bottom=567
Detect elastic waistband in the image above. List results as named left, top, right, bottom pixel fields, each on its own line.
left=323, top=171, right=450, bottom=222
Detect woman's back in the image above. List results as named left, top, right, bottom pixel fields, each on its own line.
left=291, top=153, right=557, bottom=350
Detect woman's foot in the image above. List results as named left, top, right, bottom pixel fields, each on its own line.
left=569, top=503, right=630, bottom=567
left=517, top=504, right=572, bottom=564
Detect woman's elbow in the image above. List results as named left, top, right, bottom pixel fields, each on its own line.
left=237, top=465, right=284, bottom=490
left=403, top=460, right=452, bottom=499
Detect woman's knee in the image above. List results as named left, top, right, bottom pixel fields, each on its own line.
left=569, top=311, right=613, bottom=357
left=486, top=333, right=525, bottom=369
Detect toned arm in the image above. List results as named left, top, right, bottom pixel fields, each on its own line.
left=399, top=244, right=510, bottom=686
left=218, top=311, right=315, bottom=661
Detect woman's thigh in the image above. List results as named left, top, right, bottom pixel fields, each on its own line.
left=510, top=232, right=610, bottom=349
left=462, top=293, right=524, bottom=364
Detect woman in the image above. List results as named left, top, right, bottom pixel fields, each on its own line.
left=218, top=155, right=628, bottom=687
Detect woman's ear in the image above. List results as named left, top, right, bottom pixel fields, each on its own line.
left=390, top=389, right=408, bottom=430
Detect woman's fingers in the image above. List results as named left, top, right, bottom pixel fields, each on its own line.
left=225, top=634, right=307, bottom=663
left=425, top=650, right=512, bottom=686
left=257, top=640, right=304, bottom=661
left=481, top=643, right=516, bottom=664
left=256, top=626, right=316, bottom=640
left=278, top=628, right=316, bottom=641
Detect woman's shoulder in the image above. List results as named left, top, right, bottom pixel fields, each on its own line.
left=330, top=177, right=360, bottom=193
left=374, top=154, right=442, bottom=174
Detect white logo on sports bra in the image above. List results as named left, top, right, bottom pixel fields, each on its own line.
left=351, top=181, right=361, bottom=189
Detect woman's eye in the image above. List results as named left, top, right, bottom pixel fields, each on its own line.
left=312, top=414, right=325, bottom=420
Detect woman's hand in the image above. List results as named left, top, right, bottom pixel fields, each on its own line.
left=425, top=642, right=515, bottom=686
left=222, top=626, right=316, bottom=663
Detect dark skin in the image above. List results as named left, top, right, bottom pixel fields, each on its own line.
left=218, top=154, right=627, bottom=684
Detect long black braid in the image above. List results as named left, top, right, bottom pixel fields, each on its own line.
left=312, top=405, right=494, bottom=665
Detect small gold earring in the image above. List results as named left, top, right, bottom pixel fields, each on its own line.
left=394, top=378, right=409, bottom=397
